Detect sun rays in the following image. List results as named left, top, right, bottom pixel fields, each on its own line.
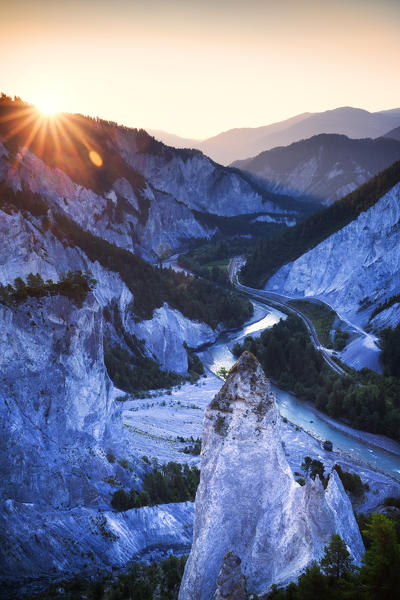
left=0, top=95, right=104, bottom=180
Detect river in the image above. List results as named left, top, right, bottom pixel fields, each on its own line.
left=203, top=300, right=400, bottom=482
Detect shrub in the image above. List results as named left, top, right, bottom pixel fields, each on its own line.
left=111, top=462, right=200, bottom=511
left=333, top=464, right=368, bottom=499
left=214, top=414, right=228, bottom=436
left=106, top=450, right=116, bottom=464
left=383, top=496, right=400, bottom=509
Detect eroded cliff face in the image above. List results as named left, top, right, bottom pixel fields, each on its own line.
left=179, top=353, right=364, bottom=600
left=132, top=304, right=215, bottom=374
left=1, top=500, right=194, bottom=594
left=0, top=113, right=299, bottom=266
left=265, top=182, right=400, bottom=328
left=0, top=195, right=217, bottom=377
left=112, top=129, right=299, bottom=220
left=0, top=293, right=119, bottom=506
left=0, top=141, right=212, bottom=260
left=0, top=292, right=197, bottom=593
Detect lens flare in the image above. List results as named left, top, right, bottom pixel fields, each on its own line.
left=89, top=150, right=103, bottom=167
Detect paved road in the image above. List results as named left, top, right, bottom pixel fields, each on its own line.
left=228, top=257, right=346, bottom=376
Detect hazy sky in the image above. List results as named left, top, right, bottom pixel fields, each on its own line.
left=1, top=0, right=399, bottom=138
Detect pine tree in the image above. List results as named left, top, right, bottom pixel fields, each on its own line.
left=361, top=513, right=400, bottom=600
left=320, top=534, right=354, bottom=580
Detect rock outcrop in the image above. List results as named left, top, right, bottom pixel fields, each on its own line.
left=179, top=352, right=364, bottom=600
left=0, top=500, right=194, bottom=596
left=0, top=293, right=120, bottom=506
left=212, top=552, right=246, bottom=600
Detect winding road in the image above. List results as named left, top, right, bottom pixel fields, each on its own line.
left=228, top=256, right=346, bottom=376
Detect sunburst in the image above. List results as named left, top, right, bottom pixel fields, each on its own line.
left=0, top=96, right=104, bottom=176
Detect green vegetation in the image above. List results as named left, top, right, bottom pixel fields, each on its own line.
left=178, top=436, right=202, bottom=456
left=184, top=343, right=205, bottom=377
left=103, top=301, right=204, bottom=394
left=320, top=534, right=354, bottom=580
left=178, top=237, right=256, bottom=283
left=103, top=333, right=205, bottom=395
left=241, top=160, right=400, bottom=288
left=0, top=271, right=96, bottom=308
left=110, top=461, right=200, bottom=511
left=334, top=328, right=350, bottom=351
left=216, top=366, right=229, bottom=379
left=333, top=464, right=369, bottom=499
left=193, top=210, right=292, bottom=240
left=50, top=208, right=253, bottom=326
left=106, top=451, right=116, bottom=464
left=104, top=344, right=183, bottom=395
left=288, top=299, right=336, bottom=348
left=383, top=496, right=400, bottom=510
left=381, top=323, right=400, bottom=378
left=268, top=515, right=400, bottom=600
left=27, top=554, right=187, bottom=600
left=301, top=457, right=326, bottom=484
left=1, top=184, right=253, bottom=327
left=370, top=294, right=400, bottom=320
left=233, top=315, right=400, bottom=441
left=214, top=414, right=228, bottom=436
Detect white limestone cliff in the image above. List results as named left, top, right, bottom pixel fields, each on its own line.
left=0, top=292, right=196, bottom=592
left=179, top=352, right=364, bottom=600
left=266, top=182, right=400, bottom=328
left=0, top=200, right=217, bottom=376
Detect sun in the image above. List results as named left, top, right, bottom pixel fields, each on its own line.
left=35, top=96, right=62, bottom=117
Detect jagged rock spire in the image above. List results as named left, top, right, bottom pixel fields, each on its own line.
left=179, top=353, right=364, bottom=600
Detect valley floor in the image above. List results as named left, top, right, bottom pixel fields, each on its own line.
left=121, top=372, right=400, bottom=514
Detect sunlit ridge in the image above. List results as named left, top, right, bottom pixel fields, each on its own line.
left=0, top=96, right=104, bottom=176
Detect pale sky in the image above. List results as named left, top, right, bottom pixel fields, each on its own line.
left=1, top=0, right=399, bottom=138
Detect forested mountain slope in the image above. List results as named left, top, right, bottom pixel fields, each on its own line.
left=232, top=134, right=400, bottom=205
left=383, top=126, right=400, bottom=141
left=241, top=161, right=400, bottom=326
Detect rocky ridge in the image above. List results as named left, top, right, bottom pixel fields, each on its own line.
left=179, top=352, right=364, bottom=600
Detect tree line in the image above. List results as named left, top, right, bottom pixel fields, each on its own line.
left=268, top=513, right=400, bottom=600
left=0, top=270, right=96, bottom=308
left=110, top=461, right=200, bottom=511
left=233, top=315, right=400, bottom=441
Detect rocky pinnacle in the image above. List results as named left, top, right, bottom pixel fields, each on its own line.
left=179, top=352, right=364, bottom=600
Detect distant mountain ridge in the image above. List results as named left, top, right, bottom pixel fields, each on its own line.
left=383, top=126, right=400, bottom=141
left=150, top=107, right=400, bottom=165
left=231, top=133, right=400, bottom=205
left=147, top=129, right=200, bottom=149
